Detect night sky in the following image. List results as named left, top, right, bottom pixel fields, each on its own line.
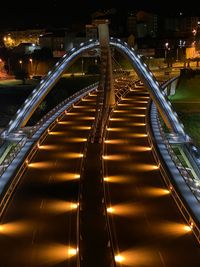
left=0, top=0, right=199, bottom=29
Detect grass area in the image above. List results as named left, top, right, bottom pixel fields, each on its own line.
left=167, top=72, right=200, bottom=146
left=178, top=113, right=200, bottom=147
left=169, top=74, right=200, bottom=112
left=0, top=79, right=25, bottom=86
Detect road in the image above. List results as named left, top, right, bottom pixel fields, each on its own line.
left=104, top=86, right=200, bottom=266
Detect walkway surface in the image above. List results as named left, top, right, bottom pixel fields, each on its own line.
left=0, top=86, right=200, bottom=267
left=104, top=86, right=200, bottom=266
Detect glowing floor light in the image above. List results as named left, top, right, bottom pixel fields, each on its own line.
left=115, top=254, right=124, bottom=263
left=107, top=207, right=114, bottom=213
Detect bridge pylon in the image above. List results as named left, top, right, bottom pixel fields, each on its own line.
left=90, top=19, right=115, bottom=143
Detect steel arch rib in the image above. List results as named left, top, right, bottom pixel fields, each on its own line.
left=4, top=38, right=186, bottom=139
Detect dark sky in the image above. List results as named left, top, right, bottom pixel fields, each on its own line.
left=0, top=0, right=199, bottom=29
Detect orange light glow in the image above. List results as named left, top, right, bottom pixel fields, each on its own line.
left=190, top=221, right=194, bottom=229
left=55, top=172, right=80, bottom=181
left=113, top=110, right=127, bottom=113
left=129, top=133, right=148, bottom=138
left=134, top=96, right=149, bottom=99
left=88, top=93, right=97, bottom=97
left=28, top=161, right=54, bottom=169
left=107, top=207, right=114, bottom=213
left=109, top=118, right=127, bottom=121
left=114, top=248, right=157, bottom=266
left=132, top=100, right=148, bottom=103
left=121, top=97, right=134, bottom=101
left=106, top=127, right=124, bottom=132
left=58, top=121, right=76, bottom=125
left=0, top=220, right=32, bottom=236
left=67, top=247, right=78, bottom=256
left=78, top=116, right=95, bottom=120
left=64, top=137, right=87, bottom=142
left=106, top=202, right=145, bottom=217
left=65, top=112, right=83, bottom=116
left=126, top=145, right=151, bottom=152
left=32, top=243, right=78, bottom=265
left=74, top=174, right=81, bottom=179
left=71, top=202, right=79, bottom=209
left=72, top=106, right=95, bottom=111
left=133, top=163, right=159, bottom=171
left=129, top=122, right=146, bottom=126
left=155, top=221, right=193, bottom=236
left=103, top=175, right=133, bottom=183
left=45, top=201, right=79, bottom=214
left=130, top=107, right=147, bottom=110
left=118, top=103, right=132, bottom=106
left=140, top=187, right=170, bottom=197
left=38, top=145, right=59, bottom=150
left=102, top=154, right=127, bottom=161
left=184, top=225, right=192, bottom=232
left=60, top=153, right=84, bottom=159
left=81, top=98, right=95, bottom=102
left=104, top=139, right=124, bottom=144
left=115, top=254, right=124, bottom=263
left=48, top=131, right=66, bottom=136
left=71, top=126, right=91, bottom=130
left=128, top=114, right=146, bottom=117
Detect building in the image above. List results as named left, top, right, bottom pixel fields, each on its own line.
left=136, top=11, right=158, bottom=38
left=127, top=12, right=137, bottom=35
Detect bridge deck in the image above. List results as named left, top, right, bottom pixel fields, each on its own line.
left=0, top=87, right=200, bottom=266
left=104, top=87, right=200, bottom=266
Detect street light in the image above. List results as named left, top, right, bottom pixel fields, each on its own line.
left=19, top=60, right=22, bottom=69
left=177, top=40, right=186, bottom=61
left=29, top=58, right=33, bottom=76
left=165, top=42, right=169, bottom=59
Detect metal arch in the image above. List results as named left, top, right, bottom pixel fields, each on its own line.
left=3, top=38, right=186, bottom=140
left=4, top=40, right=100, bottom=135
left=109, top=38, right=186, bottom=138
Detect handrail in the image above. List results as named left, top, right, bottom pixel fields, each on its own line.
left=28, top=82, right=99, bottom=137
left=147, top=100, right=200, bottom=244
left=0, top=137, right=27, bottom=177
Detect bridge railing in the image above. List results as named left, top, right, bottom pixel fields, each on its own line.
left=157, top=118, right=200, bottom=202
left=147, top=101, right=200, bottom=244
left=27, top=82, right=99, bottom=137
left=0, top=137, right=27, bottom=177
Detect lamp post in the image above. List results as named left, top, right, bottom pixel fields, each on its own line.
left=29, top=58, right=33, bottom=77
left=19, top=60, right=22, bottom=70
left=165, top=42, right=169, bottom=59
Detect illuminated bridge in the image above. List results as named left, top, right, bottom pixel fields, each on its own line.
left=0, top=22, right=200, bottom=266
